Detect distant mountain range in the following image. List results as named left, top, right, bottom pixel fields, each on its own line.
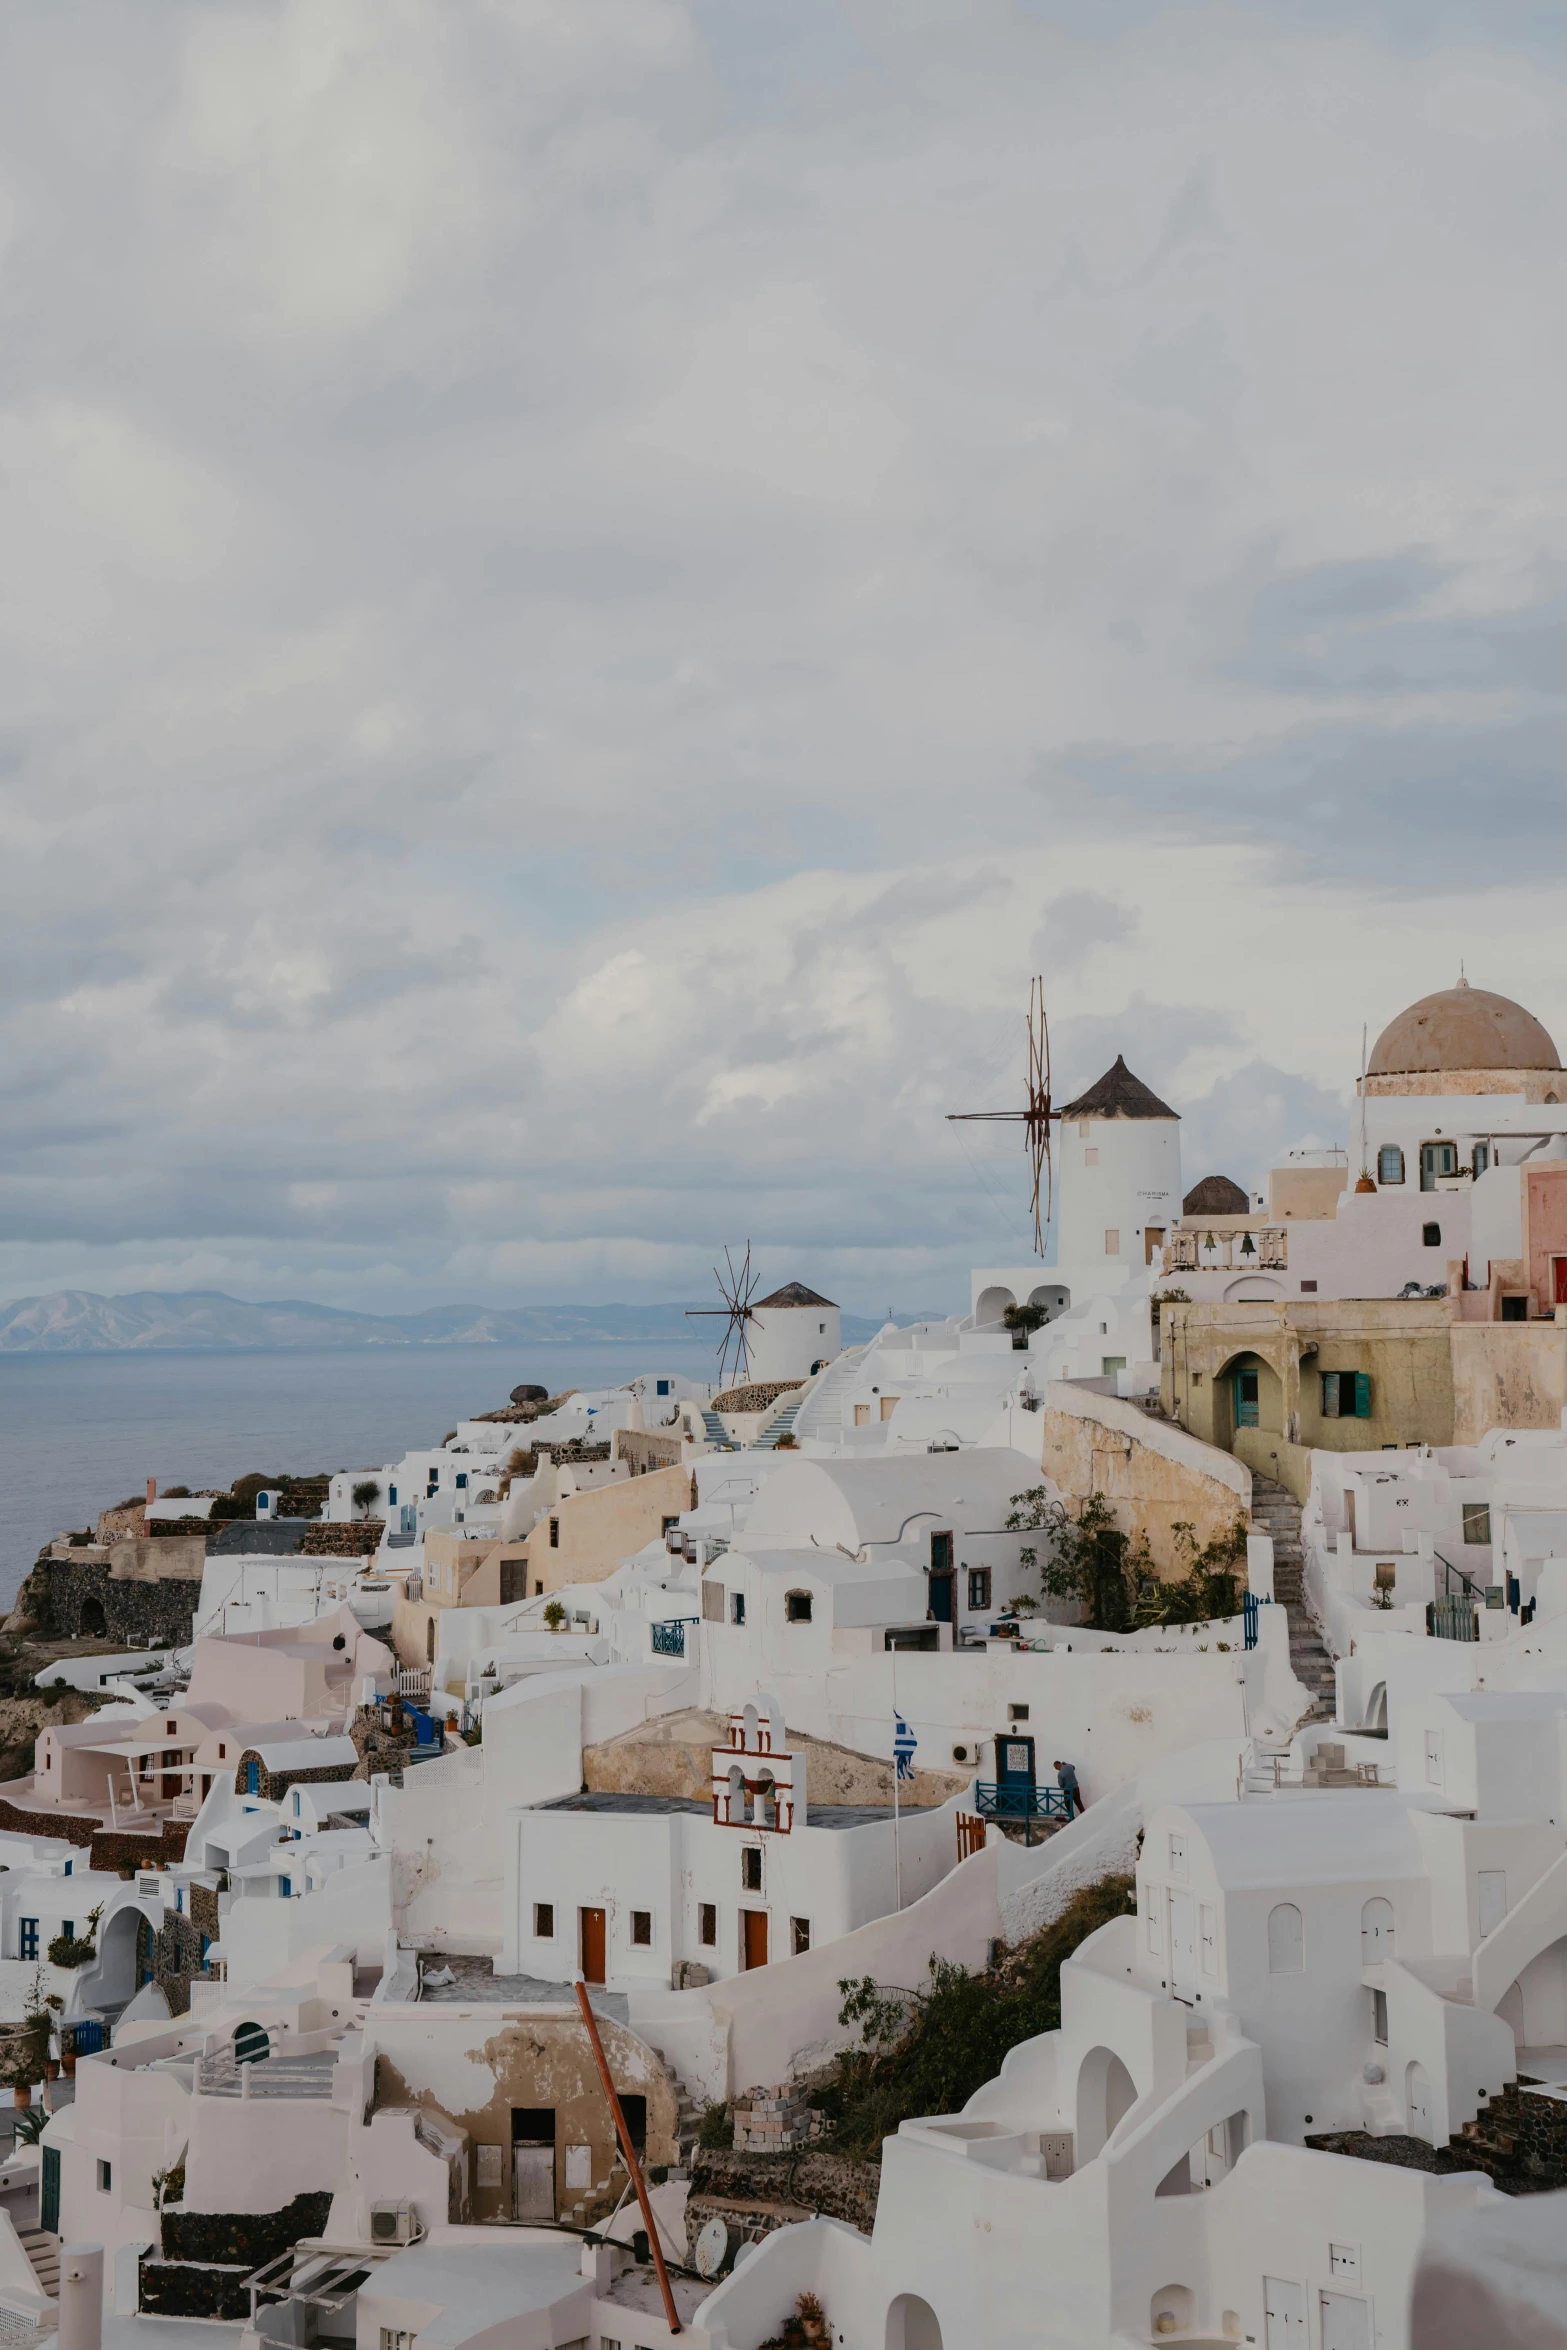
left=0, top=1289, right=919, bottom=1354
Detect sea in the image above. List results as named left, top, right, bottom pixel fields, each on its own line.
left=0, top=1341, right=721, bottom=1609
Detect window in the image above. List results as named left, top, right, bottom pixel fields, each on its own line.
left=380, top=2331, right=414, bottom=2350
left=18, top=1921, right=37, bottom=1961
left=548, top=1517, right=559, bottom=1549
left=702, top=1582, right=725, bottom=1622
left=631, top=1911, right=652, bottom=1947
left=785, top=1591, right=812, bottom=1623
left=741, top=1848, right=762, bottom=1891
left=455, top=1471, right=467, bottom=1488
left=97, top=2160, right=112, bottom=2194
left=278, top=1876, right=292, bottom=1899
left=1084, top=1147, right=1099, bottom=1166
left=1378, top=1145, right=1404, bottom=1185
left=387, top=1486, right=397, bottom=1506
left=1462, top=1503, right=1492, bottom=1546
left=930, top=1531, right=953, bottom=1574
left=967, top=1567, right=991, bottom=1612
left=1168, top=1834, right=1186, bottom=1877
left=1321, top=1370, right=1371, bottom=1419
left=218, top=1744, right=226, bottom=1760
left=1008, top=1703, right=1030, bottom=1722
left=1267, top=1903, right=1304, bottom=1974
left=62, top=1920, right=74, bottom=1941
left=730, top=1592, right=746, bottom=1626
left=791, top=1917, right=811, bottom=1956
left=1422, top=1222, right=1442, bottom=1248
left=1371, top=1987, right=1388, bottom=2045
left=1300, top=1279, right=1318, bottom=1292
left=534, top=1903, right=554, bottom=1938
left=699, top=1903, right=717, bottom=1946
left=1502, top=1294, right=1529, bottom=1322
left=657, top=1380, right=671, bottom=1396
left=1105, top=1229, right=1120, bottom=1255
left=1473, top=1143, right=1490, bottom=1178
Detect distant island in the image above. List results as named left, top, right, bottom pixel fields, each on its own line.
left=0, top=1288, right=917, bottom=1354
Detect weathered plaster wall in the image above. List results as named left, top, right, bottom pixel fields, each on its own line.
left=1163, top=1299, right=1458, bottom=1463
left=1451, top=1322, right=1567, bottom=1445
left=369, top=2007, right=678, bottom=2227
left=523, top=1464, right=694, bottom=1597
left=583, top=1708, right=969, bottom=1810
left=1526, top=1165, right=1567, bottom=1317
left=1037, top=1387, right=1250, bottom=1575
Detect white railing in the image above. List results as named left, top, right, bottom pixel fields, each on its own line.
left=394, top=1668, right=431, bottom=1701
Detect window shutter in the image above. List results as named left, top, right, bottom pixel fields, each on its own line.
left=1353, top=1371, right=1371, bottom=1418
left=1321, top=1371, right=1339, bottom=1418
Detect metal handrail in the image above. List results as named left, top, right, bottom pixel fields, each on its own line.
left=1434, top=1549, right=1484, bottom=1601
left=975, top=1783, right=1072, bottom=1819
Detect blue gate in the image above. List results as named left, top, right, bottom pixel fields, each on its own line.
left=1243, top=1591, right=1259, bottom=1650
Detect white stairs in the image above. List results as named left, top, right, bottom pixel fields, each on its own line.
left=791, top=1348, right=866, bottom=1444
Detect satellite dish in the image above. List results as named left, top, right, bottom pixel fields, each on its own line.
left=694, top=2218, right=731, bottom=2279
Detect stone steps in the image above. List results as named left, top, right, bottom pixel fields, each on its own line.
left=18, top=2231, right=59, bottom=2297
left=1251, top=1473, right=1336, bottom=1720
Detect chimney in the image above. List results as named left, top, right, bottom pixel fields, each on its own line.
left=146, top=1477, right=157, bottom=1508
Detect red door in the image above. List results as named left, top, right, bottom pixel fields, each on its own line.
left=742, top=1910, right=769, bottom=1970
left=1554, top=1258, right=1567, bottom=1305
left=580, top=1908, right=606, bottom=1985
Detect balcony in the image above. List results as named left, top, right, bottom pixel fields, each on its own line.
left=650, top=1619, right=696, bottom=1658
left=1165, top=1227, right=1288, bottom=1274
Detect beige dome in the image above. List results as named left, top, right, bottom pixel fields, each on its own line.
left=1368, top=979, right=1560, bottom=1078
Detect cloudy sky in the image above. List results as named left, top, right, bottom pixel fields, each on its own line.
left=3, top=0, right=1566, bottom=1318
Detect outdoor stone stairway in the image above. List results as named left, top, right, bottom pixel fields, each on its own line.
left=700, top=1409, right=737, bottom=1452
left=1185, top=2025, right=1212, bottom=2077
left=753, top=1394, right=804, bottom=1449
left=1456, top=2079, right=1567, bottom=2189
left=1250, top=1473, right=1336, bottom=1721
left=792, top=1348, right=866, bottom=1444
left=18, top=2230, right=59, bottom=2297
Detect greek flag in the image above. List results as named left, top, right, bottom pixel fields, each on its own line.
left=894, top=1713, right=917, bottom=1782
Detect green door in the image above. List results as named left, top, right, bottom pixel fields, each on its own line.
left=41, top=2144, right=59, bottom=2235
left=1234, top=1368, right=1260, bottom=1429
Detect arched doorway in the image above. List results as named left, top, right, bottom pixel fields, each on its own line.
left=1075, top=2045, right=1139, bottom=2162
left=1361, top=1899, right=1395, bottom=1962
left=1213, top=1350, right=1283, bottom=1452
left=233, top=2021, right=270, bottom=2066
left=1406, top=2059, right=1432, bottom=2137
left=79, top=1596, right=107, bottom=1639
left=885, top=2295, right=943, bottom=2350
left=85, top=1907, right=142, bottom=2007
left=1027, top=1285, right=1070, bottom=1323
left=975, top=1287, right=1016, bottom=1328
left=1366, top=1682, right=1387, bottom=1733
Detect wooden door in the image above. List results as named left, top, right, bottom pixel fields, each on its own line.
left=1319, top=2293, right=1372, bottom=2350
left=580, top=1907, right=606, bottom=1985
left=1235, top=1369, right=1260, bottom=1429
left=1555, top=1257, right=1567, bottom=1305
left=928, top=1571, right=954, bottom=1623
left=742, top=1909, right=768, bottom=1970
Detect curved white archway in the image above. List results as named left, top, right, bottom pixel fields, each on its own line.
left=885, top=2294, right=943, bottom=2350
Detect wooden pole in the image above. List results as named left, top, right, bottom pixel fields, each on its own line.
left=572, top=1977, right=681, bottom=2336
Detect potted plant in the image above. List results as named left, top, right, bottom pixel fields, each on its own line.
left=795, top=2292, right=829, bottom=2346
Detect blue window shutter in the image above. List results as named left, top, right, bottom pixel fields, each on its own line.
left=1354, top=1371, right=1371, bottom=1418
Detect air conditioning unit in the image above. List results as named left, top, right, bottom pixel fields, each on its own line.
left=368, top=2201, right=417, bottom=2246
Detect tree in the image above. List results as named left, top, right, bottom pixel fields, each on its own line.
left=1006, top=1488, right=1249, bottom=1633
left=351, top=1480, right=382, bottom=1517
left=542, top=1599, right=567, bottom=1632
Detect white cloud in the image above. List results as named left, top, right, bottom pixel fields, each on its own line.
left=2, top=1, right=1566, bottom=1313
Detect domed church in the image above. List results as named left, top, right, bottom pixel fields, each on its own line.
left=1362, top=977, right=1564, bottom=1104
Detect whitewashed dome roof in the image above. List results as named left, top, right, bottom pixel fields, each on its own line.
left=1368, top=978, right=1560, bottom=1077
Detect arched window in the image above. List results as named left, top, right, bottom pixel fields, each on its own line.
left=785, top=1590, right=812, bottom=1623
left=1377, top=1145, right=1404, bottom=1185
left=1267, top=1902, right=1304, bottom=1974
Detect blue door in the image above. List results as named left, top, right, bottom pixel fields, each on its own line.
left=996, top=1735, right=1035, bottom=1795
left=244, top=1758, right=260, bottom=1794
left=1234, top=1368, right=1260, bottom=1429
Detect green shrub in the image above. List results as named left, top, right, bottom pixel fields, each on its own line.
left=815, top=1874, right=1135, bottom=2159
left=696, top=2100, right=731, bottom=2150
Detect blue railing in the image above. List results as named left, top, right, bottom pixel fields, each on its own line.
left=1243, top=1591, right=1258, bottom=1650
left=975, top=1783, right=1072, bottom=1821
left=651, top=1619, right=697, bottom=1657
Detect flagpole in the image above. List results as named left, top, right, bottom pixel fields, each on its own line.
left=892, top=1639, right=902, bottom=1913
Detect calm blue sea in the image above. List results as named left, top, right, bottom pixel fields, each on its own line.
left=0, top=1342, right=719, bottom=1607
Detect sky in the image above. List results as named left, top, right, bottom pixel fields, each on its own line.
left=3, top=0, right=1567, bottom=1319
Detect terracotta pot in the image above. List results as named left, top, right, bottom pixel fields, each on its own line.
left=44, top=2061, right=59, bottom=2081
left=60, top=2054, right=76, bottom=2079
left=13, top=2086, right=30, bottom=2110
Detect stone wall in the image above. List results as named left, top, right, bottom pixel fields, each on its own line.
left=9, top=1553, right=203, bottom=1644
left=234, top=1753, right=359, bottom=1803
left=685, top=2148, right=879, bottom=2250
left=1038, top=1383, right=1250, bottom=1575
left=143, top=2190, right=337, bottom=2317
left=583, top=1706, right=968, bottom=1811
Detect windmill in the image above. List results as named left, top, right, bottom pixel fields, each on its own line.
left=686, top=1244, right=761, bottom=1385
left=946, top=975, right=1057, bottom=1255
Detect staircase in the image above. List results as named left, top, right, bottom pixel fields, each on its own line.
left=791, top=1348, right=866, bottom=1445
left=753, top=1394, right=804, bottom=1450
left=699, top=1410, right=737, bottom=1452
left=1250, top=1474, right=1336, bottom=1721
left=18, top=2231, right=59, bottom=2297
